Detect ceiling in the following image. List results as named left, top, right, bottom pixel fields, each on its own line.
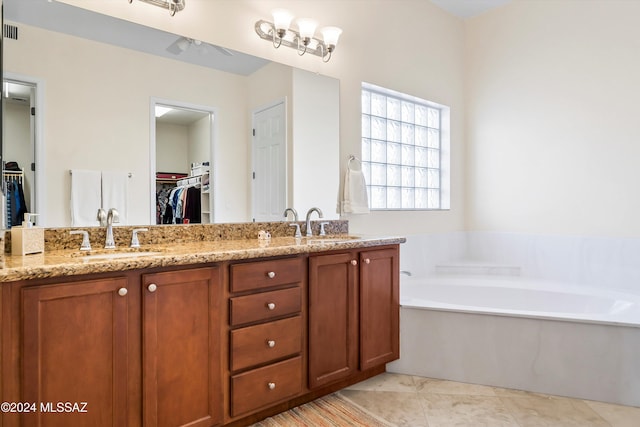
left=430, top=0, right=513, bottom=18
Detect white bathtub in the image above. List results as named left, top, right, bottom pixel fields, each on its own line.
left=400, top=275, right=640, bottom=326
left=387, top=275, right=640, bottom=407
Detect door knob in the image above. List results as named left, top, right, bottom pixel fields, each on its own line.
left=267, top=271, right=276, bottom=279
left=118, top=288, right=128, bottom=296
left=148, top=283, right=158, bottom=292
left=266, top=302, right=276, bottom=310
left=268, top=382, right=276, bottom=390
left=350, top=260, right=357, bottom=266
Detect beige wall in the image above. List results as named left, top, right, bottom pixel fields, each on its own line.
left=156, top=122, right=189, bottom=174
left=55, top=0, right=467, bottom=236
left=466, top=0, right=640, bottom=237
left=5, top=22, right=249, bottom=225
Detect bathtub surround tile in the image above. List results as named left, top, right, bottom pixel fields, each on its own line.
left=583, top=400, right=640, bottom=427
left=339, top=389, right=428, bottom=427
left=388, top=306, right=640, bottom=407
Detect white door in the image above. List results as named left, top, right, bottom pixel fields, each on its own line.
left=252, top=102, right=286, bottom=222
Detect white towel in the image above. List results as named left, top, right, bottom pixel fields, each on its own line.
left=70, top=169, right=102, bottom=226
left=341, top=167, right=370, bottom=214
left=101, top=171, right=129, bottom=225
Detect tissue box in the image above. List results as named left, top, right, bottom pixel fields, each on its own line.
left=11, top=226, right=45, bottom=255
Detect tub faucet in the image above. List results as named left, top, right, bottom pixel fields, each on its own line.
left=104, top=208, right=119, bottom=249
left=283, top=207, right=298, bottom=221
left=305, top=207, right=323, bottom=237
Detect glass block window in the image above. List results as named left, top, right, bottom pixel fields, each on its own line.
left=361, top=83, right=450, bottom=210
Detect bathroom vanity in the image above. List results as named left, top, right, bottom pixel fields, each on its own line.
left=0, top=222, right=403, bottom=427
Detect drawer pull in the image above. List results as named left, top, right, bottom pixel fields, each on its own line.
left=118, top=288, right=128, bottom=297
left=267, top=340, right=276, bottom=348
left=148, top=283, right=158, bottom=293
left=266, top=302, right=276, bottom=310
left=364, top=258, right=371, bottom=264
left=267, top=271, right=276, bottom=279
left=268, top=382, right=276, bottom=390
left=351, top=259, right=358, bottom=266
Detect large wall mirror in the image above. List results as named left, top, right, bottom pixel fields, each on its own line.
left=1, top=0, right=339, bottom=228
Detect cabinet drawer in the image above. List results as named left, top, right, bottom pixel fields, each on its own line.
left=230, top=287, right=301, bottom=326
left=230, top=257, right=303, bottom=292
left=230, top=316, right=301, bottom=372
left=230, top=356, right=302, bottom=417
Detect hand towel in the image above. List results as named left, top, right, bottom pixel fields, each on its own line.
left=341, top=166, right=370, bottom=214
left=70, top=169, right=102, bottom=226
left=101, top=171, right=129, bottom=225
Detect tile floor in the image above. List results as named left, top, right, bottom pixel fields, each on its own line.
left=341, top=373, right=640, bottom=427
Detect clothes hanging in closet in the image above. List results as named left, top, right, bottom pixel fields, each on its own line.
left=4, top=179, right=28, bottom=228
left=156, top=184, right=201, bottom=224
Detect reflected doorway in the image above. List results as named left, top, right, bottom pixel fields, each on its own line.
left=150, top=99, right=216, bottom=225
left=2, top=76, right=40, bottom=228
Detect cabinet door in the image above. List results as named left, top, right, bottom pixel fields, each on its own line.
left=360, top=247, right=400, bottom=370
left=22, top=277, right=130, bottom=427
left=308, top=253, right=358, bottom=388
left=142, top=267, right=222, bottom=427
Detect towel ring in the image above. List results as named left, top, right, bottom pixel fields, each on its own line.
left=348, top=155, right=362, bottom=171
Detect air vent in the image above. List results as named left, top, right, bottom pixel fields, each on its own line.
left=4, top=24, right=18, bottom=40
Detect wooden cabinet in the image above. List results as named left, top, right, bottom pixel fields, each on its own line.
left=308, top=253, right=359, bottom=388
left=4, top=244, right=399, bottom=427
left=14, top=265, right=222, bottom=427
left=21, top=277, right=130, bottom=427
left=359, top=248, right=400, bottom=370
left=142, top=267, right=223, bottom=427
left=308, top=246, right=399, bottom=389
left=228, top=257, right=304, bottom=418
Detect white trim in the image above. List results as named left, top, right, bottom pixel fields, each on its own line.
left=3, top=72, right=46, bottom=226
left=149, top=97, right=218, bottom=224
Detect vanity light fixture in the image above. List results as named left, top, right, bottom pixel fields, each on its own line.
left=255, top=9, right=342, bottom=63
left=127, top=0, right=185, bottom=17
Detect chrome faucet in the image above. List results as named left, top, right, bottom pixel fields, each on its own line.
left=305, top=207, right=323, bottom=237
left=104, top=208, right=119, bottom=249
left=283, top=208, right=298, bottom=221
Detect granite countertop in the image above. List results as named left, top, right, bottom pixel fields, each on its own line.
left=0, top=234, right=406, bottom=283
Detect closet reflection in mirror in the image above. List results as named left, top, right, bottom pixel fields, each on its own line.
left=154, top=103, right=213, bottom=225
left=2, top=0, right=340, bottom=227
left=2, top=79, right=36, bottom=229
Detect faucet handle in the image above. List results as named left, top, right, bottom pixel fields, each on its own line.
left=97, top=208, right=107, bottom=226
left=70, top=230, right=92, bottom=251
left=108, top=208, right=120, bottom=224
left=319, top=222, right=330, bottom=236
left=289, top=223, right=302, bottom=238
left=130, top=228, right=149, bottom=248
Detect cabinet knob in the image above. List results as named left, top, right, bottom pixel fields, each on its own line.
left=148, top=283, right=158, bottom=293
left=267, top=271, right=276, bottom=279
left=118, top=288, right=128, bottom=297
left=266, top=302, right=276, bottom=310
left=364, top=258, right=371, bottom=264
left=267, top=340, right=276, bottom=348
left=268, top=382, right=276, bottom=390
left=351, top=259, right=358, bottom=266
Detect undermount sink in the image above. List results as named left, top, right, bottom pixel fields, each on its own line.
left=80, top=251, right=163, bottom=262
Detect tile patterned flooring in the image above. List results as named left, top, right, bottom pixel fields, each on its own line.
left=341, top=373, right=640, bottom=427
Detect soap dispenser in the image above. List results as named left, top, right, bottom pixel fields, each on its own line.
left=11, top=213, right=45, bottom=255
